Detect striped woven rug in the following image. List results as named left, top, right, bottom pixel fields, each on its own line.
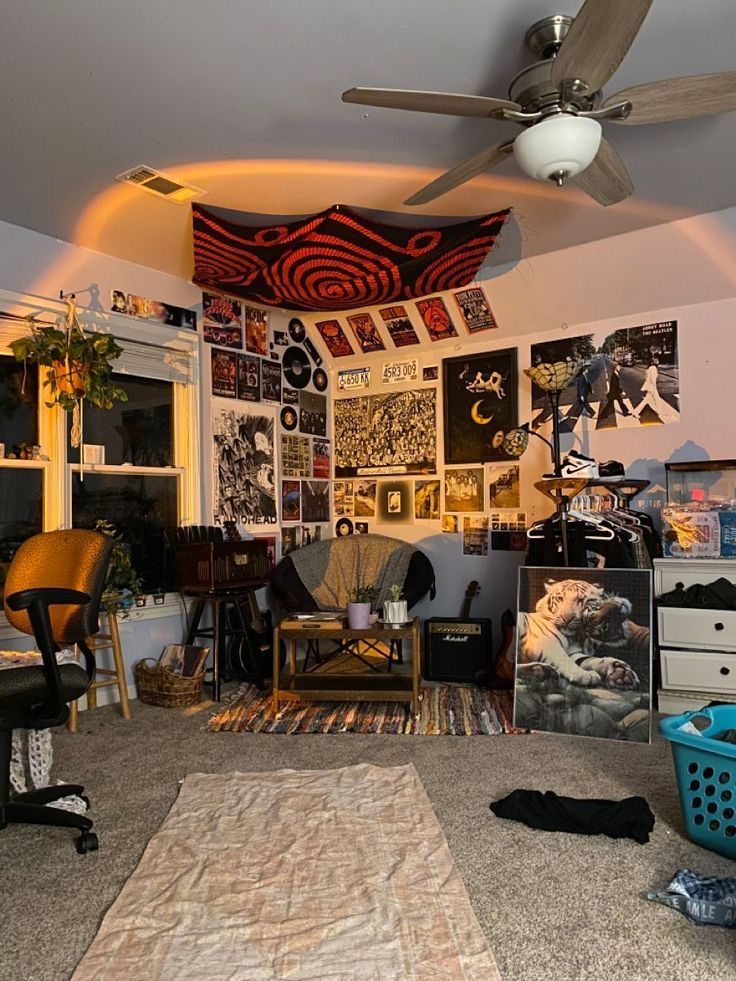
left=208, top=684, right=514, bottom=735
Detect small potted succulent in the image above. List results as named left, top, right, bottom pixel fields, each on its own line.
left=383, top=584, right=408, bottom=626
left=347, top=584, right=378, bottom=629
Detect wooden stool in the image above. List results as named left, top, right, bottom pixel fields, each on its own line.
left=184, top=589, right=265, bottom=702
left=68, top=612, right=131, bottom=732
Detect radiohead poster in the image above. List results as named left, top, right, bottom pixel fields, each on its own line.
left=334, top=389, right=436, bottom=477
left=443, top=349, right=518, bottom=464
left=212, top=403, right=276, bottom=527
left=514, top=568, right=652, bottom=743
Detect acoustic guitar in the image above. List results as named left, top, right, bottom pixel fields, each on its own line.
left=227, top=591, right=286, bottom=680
left=460, top=580, right=480, bottom=618
left=490, top=609, right=516, bottom=687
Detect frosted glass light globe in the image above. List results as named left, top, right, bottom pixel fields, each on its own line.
left=513, top=114, right=602, bottom=183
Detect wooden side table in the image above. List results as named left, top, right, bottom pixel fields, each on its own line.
left=272, top=617, right=421, bottom=717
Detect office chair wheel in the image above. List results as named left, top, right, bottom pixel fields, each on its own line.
left=76, top=831, right=98, bottom=854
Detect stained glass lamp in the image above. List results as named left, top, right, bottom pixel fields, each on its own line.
left=521, top=360, right=582, bottom=477
left=524, top=360, right=581, bottom=392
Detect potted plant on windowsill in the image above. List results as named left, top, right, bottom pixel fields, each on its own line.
left=383, top=584, right=408, bottom=626
left=347, top=585, right=378, bottom=630
left=10, top=297, right=128, bottom=447
left=95, top=520, right=143, bottom=621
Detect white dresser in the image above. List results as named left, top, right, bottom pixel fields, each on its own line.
left=655, top=558, right=736, bottom=714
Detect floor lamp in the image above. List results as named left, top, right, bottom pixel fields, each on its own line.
left=502, top=360, right=582, bottom=477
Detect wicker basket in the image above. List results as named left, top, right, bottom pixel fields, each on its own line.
left=134, top=658, right=205, bottom=708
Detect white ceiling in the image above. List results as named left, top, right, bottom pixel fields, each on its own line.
left=2, top=0, right=736, bottom=280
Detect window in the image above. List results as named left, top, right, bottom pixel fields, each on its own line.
left=67, top=374, right=174, bottom=467
left=0, top=468, right=43, bottom=591
left=69, top=375, right=181, bottom=593
left=0, top=291, right=200, bottom=612
left=71, top=471, right=178, bottom=591
left=0, top=354, right=38, bottom=452
left=0, top=354, right=44, bottom=594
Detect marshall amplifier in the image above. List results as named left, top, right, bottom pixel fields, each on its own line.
left=423, top=618, right=492, bottom=683
left=174, top=540, right=271, bottom=592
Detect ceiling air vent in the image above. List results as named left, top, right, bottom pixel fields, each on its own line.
left=115, top=165, right=205, bottom=204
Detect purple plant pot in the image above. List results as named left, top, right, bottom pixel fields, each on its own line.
left=347, top=602, right=371, bottom=629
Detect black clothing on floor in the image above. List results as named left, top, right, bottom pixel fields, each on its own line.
left=490, top=789, right=655, bottom=844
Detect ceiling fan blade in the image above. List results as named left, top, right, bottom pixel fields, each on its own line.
left=342, top=87, right=521, bottom=119
left=573, top=137, right=634, bottom=206
left=551, top=0, right=653, bottom=93
left=605, top=71, right=736, bottom=124
left=404, top=142, right=514, bottom=206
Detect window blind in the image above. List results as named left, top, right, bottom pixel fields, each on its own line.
left=114, top=338, right=193, bottom=384
left=0, top=313, right=193, bottom=384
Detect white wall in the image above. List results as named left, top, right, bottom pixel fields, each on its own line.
left=0, top=217, right=199, bottom=309
left=306, top=200, right=736, bottom=636
left=5, top=202, right=736, bottom=687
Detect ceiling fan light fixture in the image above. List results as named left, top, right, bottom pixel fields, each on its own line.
left=513, top=114, right=602, bottom=184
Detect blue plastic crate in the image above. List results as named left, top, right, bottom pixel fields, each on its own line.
left=660, top=706, right=736, bottom=860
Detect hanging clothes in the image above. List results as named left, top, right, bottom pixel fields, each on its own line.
left=526, top=495, right=660, bottom=569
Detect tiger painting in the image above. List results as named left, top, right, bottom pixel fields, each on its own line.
left=517, top=578, right=645, bottom=690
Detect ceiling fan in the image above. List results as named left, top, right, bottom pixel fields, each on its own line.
left=342, top=0, right=736, bottom=206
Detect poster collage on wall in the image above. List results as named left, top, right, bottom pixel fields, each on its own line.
left=329, top=374, right=526, bottom=545
left=314, top=285, right=499, bottom=358
left=206, top=295, right=331, bottom=550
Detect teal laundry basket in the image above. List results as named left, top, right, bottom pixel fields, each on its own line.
left=660, top=706, right=736, bottom=860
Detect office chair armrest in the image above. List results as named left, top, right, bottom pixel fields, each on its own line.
left=5, top=587, right=91, bottom=611
left=5, top=587, right=94, bottom=698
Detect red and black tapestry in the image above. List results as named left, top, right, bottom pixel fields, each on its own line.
left=192, top=204, right=510, bottom=313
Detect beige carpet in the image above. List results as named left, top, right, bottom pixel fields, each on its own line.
left=72, top=763, right=500, bottom=981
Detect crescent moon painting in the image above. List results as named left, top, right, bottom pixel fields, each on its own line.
left=470, top=399, right=494, bottom=425
left=443, top=348, right=518, bottom=464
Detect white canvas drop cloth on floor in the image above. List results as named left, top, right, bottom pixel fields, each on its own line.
left=72, top=763, right=499, bottom=980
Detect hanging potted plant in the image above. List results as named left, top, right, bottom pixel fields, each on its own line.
left=95, top=520, right=143, bottom=620
left=10, top=297, right=127, bottom=447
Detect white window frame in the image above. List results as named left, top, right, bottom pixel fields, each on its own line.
left=0, top=287, right=201, bottom=631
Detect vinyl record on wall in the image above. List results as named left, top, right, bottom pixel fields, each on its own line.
left=312, top=368, right=328, bottom=392
left=283, top=346, right=312, bottom=389
left=289, top=318, right=307, bottom=344
left=280, top=406, right=298, bottom=431
left=335, top=518, right=354, bottom=537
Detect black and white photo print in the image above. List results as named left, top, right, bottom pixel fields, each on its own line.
left=334, top=390, right=436, bottom=477
left=212, top=403, right=276, bottom=527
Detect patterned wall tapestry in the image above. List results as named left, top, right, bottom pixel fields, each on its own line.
left=192, top=204, right=510, bottom=312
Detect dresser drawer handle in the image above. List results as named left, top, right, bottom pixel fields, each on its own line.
left=715, top=622, right=725, bottom=631
left=720, top=666, right=731, bottom=676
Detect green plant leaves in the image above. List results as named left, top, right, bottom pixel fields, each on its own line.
left=10, top=324, right=127, bottom=413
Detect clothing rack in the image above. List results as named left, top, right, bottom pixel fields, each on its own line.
left=533, top=477, right=650, bottom=567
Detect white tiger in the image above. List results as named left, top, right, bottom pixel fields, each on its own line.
left=517, top=579, right=642, bottom=690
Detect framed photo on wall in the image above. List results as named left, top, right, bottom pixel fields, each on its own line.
left=442, top=348, right=518, bottom=464
left=376, top=480, right=413, bottom=524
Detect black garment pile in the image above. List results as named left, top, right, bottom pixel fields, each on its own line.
left=658, top=576, right=736, bottom=610
left=490, top=789, right=655, bottom=844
